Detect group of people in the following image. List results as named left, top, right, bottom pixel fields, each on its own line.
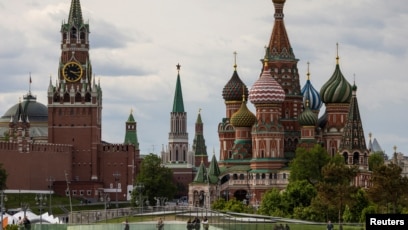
left=187, top=216, right=209, bottom=230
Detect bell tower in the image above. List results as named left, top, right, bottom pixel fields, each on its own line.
left=48, top=0, right=102, bottom=181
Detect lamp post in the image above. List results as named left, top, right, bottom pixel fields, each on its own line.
left=113, top=172, right=121, bottom=208
left=134, top=183, right=144, bottom=213
left=0, top=191, right=7, bottom=230
left=100, top=193, right=110, bottom=223
left=35, top=194, right=47, bottom=229
left=46, top=176, right=55, bottom=214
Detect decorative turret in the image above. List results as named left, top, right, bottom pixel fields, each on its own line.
left=207, top=154, right=220, bottom=184
left=124, top=109, right=139, bottom=149
left=339, top=83, right=369, bottom=168
left=319, top=44, right=353, bottom=156
left=249, top=60, right=285, bottom=105
left=218, top=52, right=248, bottom=164
left=320, top=46, right=352, bottom=104
left=298, top=101, right=318, bottom=127
left=230, top=91, right=256, bottom=159
left=222, top=52, right=248, bottom=118
left=230, top=94, right=256, bottom=128
left=301, top=62, right=322, bottom=113
left=192, top=109, right=208, bottom=167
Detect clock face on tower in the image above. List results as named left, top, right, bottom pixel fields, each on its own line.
left=63, top=62, right=83, bottom=82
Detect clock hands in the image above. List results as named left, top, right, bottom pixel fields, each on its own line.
left=69, top=70, right=82, bottom=76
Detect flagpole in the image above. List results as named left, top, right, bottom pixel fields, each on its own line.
left=29, top=72, right=32, bottom=94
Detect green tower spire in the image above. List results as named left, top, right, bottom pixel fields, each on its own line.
left=68, top=0, right=84, bottom=26
left=172, top=64, right=185, bottom=113
left=124, top=109, right=139, bottom=149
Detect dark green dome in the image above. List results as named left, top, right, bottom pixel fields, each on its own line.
left=298, top=104, right=317, bottom=126
left=320, top=63, right=352, bottom=103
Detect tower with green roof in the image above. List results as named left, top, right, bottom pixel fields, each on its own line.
left=192, top=109, right=208, bottom=167
left=164, top=64, right=189, bottom=164
left=124, top=109, right=139, bottom=149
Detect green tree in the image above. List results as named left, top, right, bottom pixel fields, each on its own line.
left=316, top=157, right=358, bottom=228
left=343, top=188, right=369, bottom=223
left=258, top=188, right=285, bottom=216
left=133, top=153, right=176, bottom=206
left=0, top=163, right=7, bottom=190
left=367, top=163, right=408, bottom=213
left=211, top=198, right=227, bottom=211
left=368, top=152, right=385, bottom=171
left=289, top=144, right=330, bottom=185
left=281, top=180, right=317, bottom=216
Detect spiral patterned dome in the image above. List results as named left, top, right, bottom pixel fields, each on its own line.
left=249, top=64, right=285, bottom=105
left=222, top=69, right=248, bottom=102
left=301, top=79, right=322, bottom=111
left=230, top=100, right=257, bottom=127
left=298, top=102, right=318, bottom=126
left=320, top=62, right=352, bottom=103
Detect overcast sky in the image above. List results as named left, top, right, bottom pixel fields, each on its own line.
left=0, top=0, right=407, bottom=158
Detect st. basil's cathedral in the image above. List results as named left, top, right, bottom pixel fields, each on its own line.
left=187, top=0, right=371, bottom=208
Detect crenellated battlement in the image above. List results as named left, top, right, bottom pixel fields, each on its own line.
left=100, top=143, right=135, bottom=153
left=0, top=141, right=72, bottom=153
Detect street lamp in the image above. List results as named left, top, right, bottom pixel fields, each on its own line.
left=35, top=194, right=47, bottom=229
left=113, top=172, right=121, bottom=208
left=100, top=193, right=110, bottom=223
left=46, top=177, right=55, bottom=214
left=134, top=183, right=144, bottom=213
left=0, top=191, right=7, bottom=230
left=245, top=192, right=252, bottom=206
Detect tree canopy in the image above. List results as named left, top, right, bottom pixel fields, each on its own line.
left=315, top=156, right=358, bottom=227
left=132, top=153, right=176, bottom=206
left=289, top=144, right=330, bottom=185
left=367, top=163, right=408, bottom=213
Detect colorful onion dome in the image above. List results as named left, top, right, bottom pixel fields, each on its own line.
left=298, top=101, right=318, bottom=126
left=249, top=61, right=285, bottom=105
left=230, top=97, right=257, bottom=127
left=222, top=62, right=248, bottom=102
left=301, top=63, right=322, bottom=111
left=222, top=70, right=248, bottom=102
left=320, top=54, right=352, bottom=103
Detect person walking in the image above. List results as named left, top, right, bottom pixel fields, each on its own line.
left=123, top=219, right=129, bottom=230
left=156, top=218, right=164, bottom=230
left=202, top=216, right=209, bottom=230
left=327, top=220, right=334, bottom=230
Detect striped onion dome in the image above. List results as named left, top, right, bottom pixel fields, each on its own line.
left=222, top=68, right=248, bottom=102
left=249, top=63, right=285, bottom=105
left=230, top=98, right=257, bottom=127
left=320, top=58, right=352, bottom=103
left=298, top=101, right=318, bottom=126
left=301, top=68, right=322, bottom=111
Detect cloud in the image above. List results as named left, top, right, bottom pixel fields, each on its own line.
left=0, top=0, right=407, bottom=158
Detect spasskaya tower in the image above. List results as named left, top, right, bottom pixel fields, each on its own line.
left=48, top=0, right=101, bottom=181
